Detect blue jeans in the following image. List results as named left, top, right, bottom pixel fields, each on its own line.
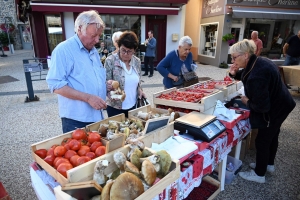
left=106, top=105, right=136, bottom=118
left=283, top=55, right=300, bottom=66
left=61, top=118, right=94, bottom=133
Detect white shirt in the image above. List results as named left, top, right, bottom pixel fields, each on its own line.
left=119, top=61, right=139, bottom=109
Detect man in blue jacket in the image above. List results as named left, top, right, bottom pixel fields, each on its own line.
left=142, top=30, right=156, bottom=77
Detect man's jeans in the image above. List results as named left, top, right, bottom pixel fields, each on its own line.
left=283, top=55, right=300, bottom=66
left=61, top=118, right=93, bottom=133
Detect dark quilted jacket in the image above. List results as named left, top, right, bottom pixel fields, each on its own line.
left=234, top=55, right=295, bottom=128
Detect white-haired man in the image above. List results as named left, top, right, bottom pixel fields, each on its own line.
left=251, top=31, right=263, bottom=56
left=46, top=10, right=109, bottom=133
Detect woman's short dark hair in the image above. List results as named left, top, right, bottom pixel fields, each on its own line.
left=117, top=31, right=139, bottom=50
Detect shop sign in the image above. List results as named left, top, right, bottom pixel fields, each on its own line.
left=202, top=0, right=225, bottom=18
left=227, top=0, right=300, bottom=9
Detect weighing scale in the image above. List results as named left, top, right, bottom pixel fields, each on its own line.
left=174, top=112, right=226, bottom=142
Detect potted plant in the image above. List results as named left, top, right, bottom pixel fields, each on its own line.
left=0, top=23, right=15, bottom=32
left=222, top=33, right=235, bottom=46
left=219, top=61, right=229, bottom=69
left=0, top=32, right=14, bottom=50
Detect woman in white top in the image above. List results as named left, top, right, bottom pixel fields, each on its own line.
left=105, top=31, right=146, bottom=117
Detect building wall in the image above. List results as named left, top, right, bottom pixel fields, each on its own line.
left=184, top=0, right=201, bottom=61
left=199, top=14, right=226, bottom=66
left=166, top=6, right=186, bottom=54
left=0, top=0, right=22, bottom=50
left=63, top=12, right=75, bottom=39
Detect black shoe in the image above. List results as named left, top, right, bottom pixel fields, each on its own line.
left=142, top=73, right=148, bottom=76
left=154, top=68, right=157, bottom=71
left=148, top=74, right=153, bottom=77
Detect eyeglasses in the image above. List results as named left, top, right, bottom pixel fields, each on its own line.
left=120, top=48, right=134, bottom=55
left=231, top=54, right=242, bottom=61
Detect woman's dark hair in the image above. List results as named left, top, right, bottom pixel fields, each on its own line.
left=117, top=31, right=139, bottom=50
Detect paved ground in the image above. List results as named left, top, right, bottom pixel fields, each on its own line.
left=0, top=50, right=299, bottom=200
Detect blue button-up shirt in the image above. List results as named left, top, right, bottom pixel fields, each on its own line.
left=46, top=34, right=106, bottom=122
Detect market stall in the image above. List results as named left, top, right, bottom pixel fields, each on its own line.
left=30, top=79, right=250, bottom=200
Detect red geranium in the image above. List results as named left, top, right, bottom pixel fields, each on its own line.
left=0, top=23, right=15, bottom=32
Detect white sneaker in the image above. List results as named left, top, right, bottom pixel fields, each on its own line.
left=249, top=163, right=275, bottom=173
left=239, top=170, right=265, bottom=183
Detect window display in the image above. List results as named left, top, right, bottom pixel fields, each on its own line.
left=199, top=23, right=218, bottom=57
left=99, top=15, right=141, bottom=53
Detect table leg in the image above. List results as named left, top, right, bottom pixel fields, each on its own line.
left=234, top=141, right=242, bottom=159
left=218, top=155, right=227, bottom=191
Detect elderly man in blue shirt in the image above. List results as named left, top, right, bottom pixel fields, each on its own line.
left=46, top=10, right=113, bottom=133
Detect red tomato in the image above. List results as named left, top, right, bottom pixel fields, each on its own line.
left=68, top=139, right=81, bottom=151
left=54, top=158, right=70, bottom=169
left=78, top=139, right=88, bottom=146
left=53, top=157, right=62, bottom=167
left=77, top=156, right=91, bottom=166
left=44, top=155, right=55, bottom=166
left=70, top=155, right=80, bottom=167
left=47, top=147, right=55, bottom=156
left=95, top=146, right=106, bottom=157
left=34, top=149, right=47, bottom=159
left=57, top=163, right=73, bottom=178
left=72, top=128, right=87, bottom=140
left=87, top=132, right=101, bottom=144
left=54, top=146, right=67, bottom=157
left=64, top=150, right=77, bottom=160
left=77, top=146, right=91, bottom=156
left=86, top=152, right=96, bottom=160
left=90, top=141, right=103, bottom=152
left=64, top=143, right=70, bottom=151
left=61, top=137, right=72, bottom=146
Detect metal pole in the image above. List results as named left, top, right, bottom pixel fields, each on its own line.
left=23, top=59, right=35, bottom=101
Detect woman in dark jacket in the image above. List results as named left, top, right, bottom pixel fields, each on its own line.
left=229, top=39, right=295, bottom=183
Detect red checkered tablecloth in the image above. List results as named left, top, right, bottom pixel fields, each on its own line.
left=153, top=119, right=251, bottom=200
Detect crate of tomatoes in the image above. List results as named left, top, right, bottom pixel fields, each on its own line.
left=153, top=87, right=225, bottom=112
left=31, top=114, right=126, bottom=186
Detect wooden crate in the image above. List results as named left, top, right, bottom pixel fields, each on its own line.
left=86, top=113, right=126, bottom=153
left=203, top=176, right=221, bottom=200
left=153, top=87, right=225, bottom=112
left=128, top=105, right=170, bottom=134
left=61, top=124, right=180, bottom=200
left=31, top=114, right=126, bottom=186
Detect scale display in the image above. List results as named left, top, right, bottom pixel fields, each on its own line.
left=174, top=112, right=226, bottom=142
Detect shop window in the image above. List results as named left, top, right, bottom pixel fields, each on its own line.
left=45, top=15, right=63, bottom=53
left=99, top=15, right=141, bottom=53
left=199, top=23, right=218, bottom=57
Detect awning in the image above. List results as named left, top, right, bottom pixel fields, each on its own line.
left=232, top=6, right=300, bottom=20
left=30, top=2, right=181, bottom=15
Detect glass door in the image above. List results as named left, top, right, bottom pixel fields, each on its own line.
left=45, top=15, right=63, bottom=53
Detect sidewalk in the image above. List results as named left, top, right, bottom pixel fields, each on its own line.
left=0, top=50, right=299, bottom=200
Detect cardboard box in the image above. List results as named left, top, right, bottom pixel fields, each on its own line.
left=153, top=87, right=224, bottom=112
left=31, top=114, right=126, bottom=186
left=229, top=134, right=250, bottom=161
left=249, top=129, right=258, bottom=150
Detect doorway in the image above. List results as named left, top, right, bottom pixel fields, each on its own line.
left=146, top=16, right=167, bottom=66
left=18, top=24, right=32, bottom=50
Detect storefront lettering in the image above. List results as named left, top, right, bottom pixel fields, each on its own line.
left=205, top=0, right=223, bottom=14
left=206, top=5, right=222, bottom=14
left=232, top=0, right=298, bottom=6
left=207, top=0, right=219, bottom=5
left=233, top=0, right=267, bottom=5
left=276, top=0, right=298, bottom=5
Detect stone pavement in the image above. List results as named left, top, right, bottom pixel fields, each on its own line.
left=0, top=50, right=299, bottom=200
